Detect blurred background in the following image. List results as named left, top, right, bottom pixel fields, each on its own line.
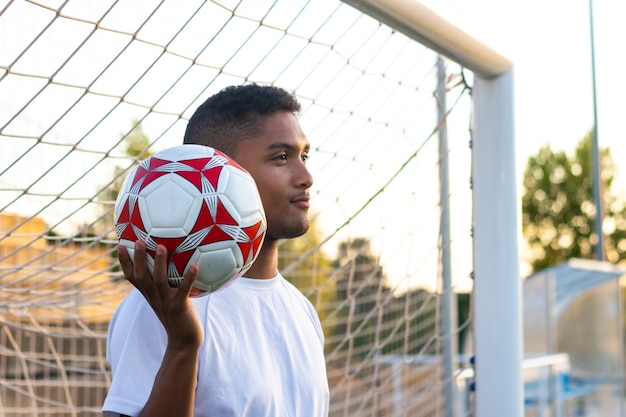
left=1, top=0, right=625, bottom=416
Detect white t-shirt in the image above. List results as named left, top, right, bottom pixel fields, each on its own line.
left=103, top=273, right=329, bottom=417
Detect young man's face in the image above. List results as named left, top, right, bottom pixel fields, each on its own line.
left=230, top=111, right=313, bottom=240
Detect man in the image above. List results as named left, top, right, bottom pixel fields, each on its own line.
left=103, top=85, right=329, bottom=417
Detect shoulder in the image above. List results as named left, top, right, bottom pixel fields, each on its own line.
left=276, top=275, right=324, bottom=338
left=276, top=275, right=313, bottom=305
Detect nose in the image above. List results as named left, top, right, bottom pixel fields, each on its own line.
left=297, top=161, right=313, bottom=189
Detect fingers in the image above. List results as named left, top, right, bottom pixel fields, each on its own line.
left=118, top=241, right=203, bottom=345
left=133, top=240, right=149, bottom=282
left=117, top=241, right=148, bottom=297
left=118, top=243, right=145, bottom=292
left=152, top=244, right=170, bottom=289
left=118, top=241, right=200, bottom=299
left=117, top=244, right=134, bottom=280
left=177, top=264, right=200, bottom=300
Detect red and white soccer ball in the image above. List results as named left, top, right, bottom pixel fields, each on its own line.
left=114, top=144, right=266, bottom=297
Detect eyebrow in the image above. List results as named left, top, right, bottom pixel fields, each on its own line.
left=266, top=141, right=310, bottom=152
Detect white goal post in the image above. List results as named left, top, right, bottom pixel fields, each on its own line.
left=342, top=1, right=522, bottom=417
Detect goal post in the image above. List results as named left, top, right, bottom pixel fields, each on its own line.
left=472, top=71, right=522, bottom=417
left=341, top=0, right=513, bottom=78
left=342, top=1, right=522, bottom=416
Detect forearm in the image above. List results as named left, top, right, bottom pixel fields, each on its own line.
left=138, top=344, right=200, bottom=417
left=114, top=242, right=203, bottom=417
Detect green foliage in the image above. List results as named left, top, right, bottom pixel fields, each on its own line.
left=522, top=132, right=626, bottom=272
left=107, top=120, right=155, bottom=205
left=278, top=219, right=337, bottom=336
left=122, top=120, right=153, bottom=159
left=329, top=238, right=386, bottom=358
left=325, top=239, right=441, bottom=366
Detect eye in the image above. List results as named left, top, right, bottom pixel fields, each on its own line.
left=271, top=153, right=288, bottom=161
left=301, top=153, right=309, bottom=163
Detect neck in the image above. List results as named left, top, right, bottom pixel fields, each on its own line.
left=243, top=238, right=278, bottom=279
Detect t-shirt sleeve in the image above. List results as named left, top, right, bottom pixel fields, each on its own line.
left=303, top=297, right=325, bottom=346
left=102, top=289, right=168, bottom=416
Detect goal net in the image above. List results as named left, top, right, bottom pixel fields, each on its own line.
left=0, top=0, right=477, bottom=415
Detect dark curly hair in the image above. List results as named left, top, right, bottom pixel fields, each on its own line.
left=183, top=84, right=301, bottom=155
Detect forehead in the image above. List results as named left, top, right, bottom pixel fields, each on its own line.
left=235, top=112, right=309, bottom=155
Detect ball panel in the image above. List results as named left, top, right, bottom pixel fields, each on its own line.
left=144, top=181, right=194, bottom=229
left=114, top=172, right=136, bottom=222
left=171, top=160, right=222, bottom=196
left=221, top=167, right=264, bottom=218
left=198, top=240, right=244, bottom=267
left=190, top=248, right=240, bottom=291
left=211, top=196, right=239, bottom=227
left=170, top=170, right=215, bottom=196
left=213, top=194, right=243, bottom=225
left=157, top=143, right=216, bottom=161
left=116, top=194, right=148, bottom=243
left=236, top=219, right=266, bottom=265
left=134, top=158, right=171, bottom=194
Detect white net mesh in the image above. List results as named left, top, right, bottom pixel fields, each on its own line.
left=0, top=0, right=475, bottom=415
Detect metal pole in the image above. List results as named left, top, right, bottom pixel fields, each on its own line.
left=588, top=0, right=604, bottom=261
left=437, top=56, right=458, bottom=417
left=472, top=69, right=524, bottom=417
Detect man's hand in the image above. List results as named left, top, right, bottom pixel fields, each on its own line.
left=118, top=241, right=203, bottom=349
left=117, top=241, right=203, bottom=417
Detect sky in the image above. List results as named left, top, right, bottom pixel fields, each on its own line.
left=422, top=0, right=626, bottom=193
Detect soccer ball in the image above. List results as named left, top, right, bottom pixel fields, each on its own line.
left=114, top=144, right=266, bottom=297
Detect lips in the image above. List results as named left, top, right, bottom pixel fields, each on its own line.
left=290, top=194, right=310, bottom=208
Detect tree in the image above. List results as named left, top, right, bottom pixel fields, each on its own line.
left=326, top=238, right=392, bottom=365
left=521, top=132, right=626, bottom=272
